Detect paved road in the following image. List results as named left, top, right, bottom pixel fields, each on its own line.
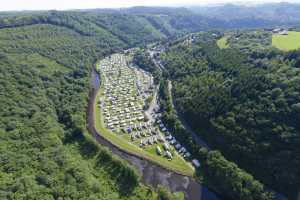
left=168, top=80, right=211, bottom=150
left=149, top=50, right=211, bottom=150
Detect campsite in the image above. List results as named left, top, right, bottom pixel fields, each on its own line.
left=94, top=53, right=197, bottom=176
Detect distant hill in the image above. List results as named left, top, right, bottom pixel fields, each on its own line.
left=189, top=3, right=300, bottom=26
left=1, top=3, right=300, bottom=41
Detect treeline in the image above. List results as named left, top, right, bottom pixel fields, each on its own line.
left=2, top=6, right=299, bottom=48
left=160, top=31, right=300, bottom=199
left=158, top=80, right=272, bottom=200
left=0, top=11, right=166, bottom=47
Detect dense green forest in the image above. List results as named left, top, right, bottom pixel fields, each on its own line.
left=156, top=80, right=272, bottom=200
left=0, top=11, right=186, bottom=199
left=132, top=41, right=273, bottom=200
left=1, top=6, right=300, bottom=200
left=160, top=31, right=300, bottom=199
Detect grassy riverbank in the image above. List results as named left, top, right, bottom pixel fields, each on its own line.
left=93, top=72, right=194, bottom=177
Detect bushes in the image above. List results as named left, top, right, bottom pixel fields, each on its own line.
left=157, top=185, right=183, bottom=200
left=157, top=185, right=173, bottom=200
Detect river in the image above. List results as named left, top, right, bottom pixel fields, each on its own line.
left=88, top=64, right=220, bottom=200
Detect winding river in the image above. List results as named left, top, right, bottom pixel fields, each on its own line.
left=88, top=65, right=220, bottom=200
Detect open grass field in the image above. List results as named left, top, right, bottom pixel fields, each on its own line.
left=93, top=73, right=195, bottom=177
left=272, top=31, right=300, bottom=51
left=217, top=36, right=229, bottom=49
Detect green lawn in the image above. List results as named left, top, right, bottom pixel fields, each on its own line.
left=272, top=31, right=300, bottom=51
left=93, top=73, right=194, bottom=177
left=217, top=36, right=229, bottom=49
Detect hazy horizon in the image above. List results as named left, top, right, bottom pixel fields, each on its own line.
left=1, top=0, right=300, bottom=12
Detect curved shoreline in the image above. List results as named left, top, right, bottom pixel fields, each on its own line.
left=87, top=65, right=220, bottom=200
left=93, top=80, right=194, bottom=176
left=87, top=67, right=203, bottom=200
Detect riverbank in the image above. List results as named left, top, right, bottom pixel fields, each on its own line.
left=87, top=69, right=202, bottom=200
left=93, top=83, right=194, bottom=176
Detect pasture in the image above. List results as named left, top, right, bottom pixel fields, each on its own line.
left=272, top=31, right=300, bottom=51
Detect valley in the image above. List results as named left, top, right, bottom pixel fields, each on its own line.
left=1, top=4, right=300, bottom=200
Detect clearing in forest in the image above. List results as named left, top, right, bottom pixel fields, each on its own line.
left=217, top=36, right=229, bottom=49
left=272, top=31, right=300, bottom=51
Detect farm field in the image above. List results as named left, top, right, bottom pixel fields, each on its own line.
left=272, top=31, right=300, bottom=51
left=93, top=53, right=195, bottom=176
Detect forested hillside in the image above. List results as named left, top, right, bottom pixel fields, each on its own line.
left=190, top=3, right=300, bottom=27
left=2, top=3, right=300, bottom=45
left=1, top=6, right=300, bottom=200
left=0, top=11, right=183, bottom=199
left=160, top=32, right=300, bottom=199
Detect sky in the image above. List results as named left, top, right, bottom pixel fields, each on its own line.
left=0, top=0, right=300, bottom=11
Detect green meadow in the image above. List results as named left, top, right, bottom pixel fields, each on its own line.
left=272, top=31, right=300, bottom=51
left=217, top=36, right=229, bottom=49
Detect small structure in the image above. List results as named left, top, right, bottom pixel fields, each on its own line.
left=192, top=159, right=201, bottom=168
left=179, top=147, right=186, bottom=154
left=131, top=134, right=135, bottom=141
left=156, top=146, right=162, bottom=155
left=280, top=30, right=288, bottom=35
left=184, top=152, right=191, bottom=158
left=136, top=132, right=141, bottom=138
left=165, top=151, right=173, bottom=160
left=175, top=143, right=181, bottom=150
left=165, top=135, right=172, bottom=141
left=163, top=142, right=169, bottom=150
left=273, top=28, right=288, bottom=35
left=140, top=139, right=145, bottom=148
left=170, top=138, right=177, bottom=145
left=158, top=135, right=164, bottom=142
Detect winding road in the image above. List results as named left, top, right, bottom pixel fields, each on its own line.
left=167, top=80, right=211, bottom=150
left=149, top=49, right=211, bottom=150
left=149, top=48, right=287, bottom=200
